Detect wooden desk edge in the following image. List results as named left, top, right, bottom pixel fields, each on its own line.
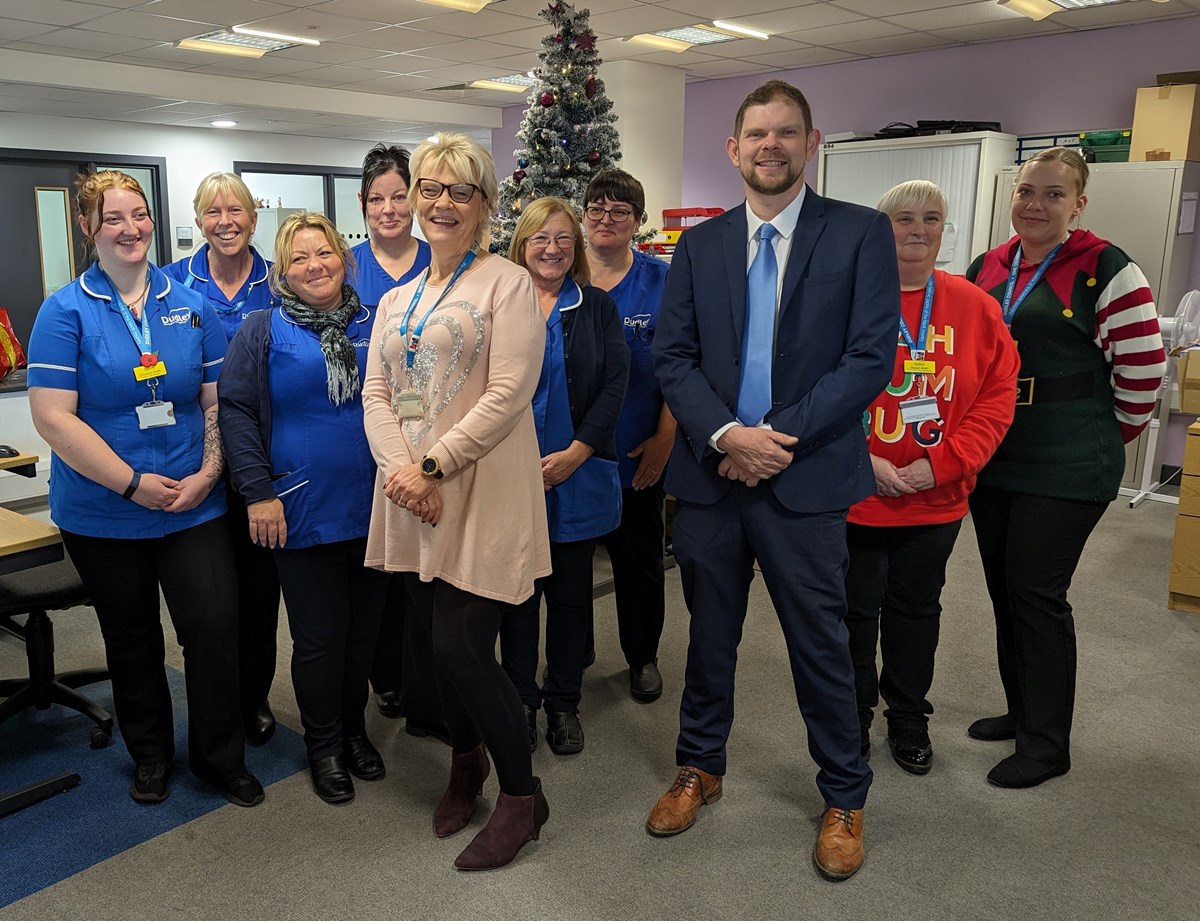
left=0, top=506, right=62, bottom=555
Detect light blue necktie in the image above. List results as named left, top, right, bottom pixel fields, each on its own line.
left=736, top=223, right=777, bottom=426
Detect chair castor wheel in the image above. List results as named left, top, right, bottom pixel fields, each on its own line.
left=90, top=726, right=112, bottom=749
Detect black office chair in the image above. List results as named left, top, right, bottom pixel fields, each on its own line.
left=0, top=557, right=112, bottom=749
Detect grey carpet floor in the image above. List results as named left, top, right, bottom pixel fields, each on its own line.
left=2, top=500, right=1198, bottom=921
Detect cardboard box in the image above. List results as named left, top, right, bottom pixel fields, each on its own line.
left=1176, top=352, right=1200, bottom=414
left=1131, top=83, right=1200, bottom=162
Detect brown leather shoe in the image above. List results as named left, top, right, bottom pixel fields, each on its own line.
left=645, top=767, right=722, bottom=837
left=812, top=806, right=865, bottom=880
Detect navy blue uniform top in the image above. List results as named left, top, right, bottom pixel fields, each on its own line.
left=347, top=238, right=431, bottom=307
left=608, top=250, right=669, bottom=488
left=27, top=262, right=228, bottom=538
left=162, top=244, right=277, bottom=342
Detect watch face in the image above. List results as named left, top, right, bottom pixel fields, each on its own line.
left=422, top=457, right=439, bottom=476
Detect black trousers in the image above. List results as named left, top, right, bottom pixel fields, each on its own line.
left=499, top=538, right=596, bottom=714
left=969, top=484, right=1107, bottom=766
left=370, top=575, right=445, bottom=726
left=272, top=538, right=388, bottom=760
left=599, top=484, right=666, bottom=669
left=61, top=517, right=247, bottom=781
left=225, top=486, right=281, bottom=719
left=844, top=519, right=963, bottom=732
left=407, top=577, right=533, bottom=796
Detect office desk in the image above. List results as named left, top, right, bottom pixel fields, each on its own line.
left=0, top=451, right=39, bottom=480
left=0, top=454, right=81, bottom=818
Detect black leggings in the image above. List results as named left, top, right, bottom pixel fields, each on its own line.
left=406, top=576, right=534, bottom=796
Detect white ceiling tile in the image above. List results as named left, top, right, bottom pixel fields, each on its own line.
left=774, top=19, right=908, bottom=46
left=232, top=9, right=389, bottom=41
left=833, top=32, right=960, bottom=55
left=335, top=25, right=457, bottom=53
left=270, top=42, right=401, bottom=65
left=307, top=0, right=438, bottom=25
left=0, top=0, right=118, bottom=28
left=733, top=4, right=867, bottom=34
left=259, top=62, right=387, bottom=84
left=494, top=0, right=643, bottom=17
left=682, top=35, right=810, bottom=61
left=4, top=41, right=105, bottom=59
left=0, top=17, right=58, bottom=42
left=416, top=37, right=533, bottom=62
left=659, top=0, right=819, bottom=19
left=137, top=0, right=294, bottom=27
left=78, top=12, right=223, bottom=42
left=12, top=27, right=158, bottom=54
left=741, top=45, right=870, bottom=69
left=930, top=18, right=1070, bottom=43
left=886, top=0, right=1044, bottom=30
left=587, top=6, right=708, bottom=37
left=1052, top=6, right=1194, bottom=28
left=347, top=73, right=439, bottom=93
left=473, top=50, right=541, bottom=73
left=103, top=54, right=200, bottom=71
left=407, top=8, right=540, bottom=38
left=834, top=0, right=978, bottom=14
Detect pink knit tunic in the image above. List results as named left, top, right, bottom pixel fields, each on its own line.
left=363, top=254, right=551, bottom=604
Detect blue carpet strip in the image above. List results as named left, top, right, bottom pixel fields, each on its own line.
left=0, top=666, right=307, bottom=907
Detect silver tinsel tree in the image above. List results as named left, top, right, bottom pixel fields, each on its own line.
left=490, top=1, right=621, bottom=254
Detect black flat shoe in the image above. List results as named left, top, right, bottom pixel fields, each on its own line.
left=888, top=727, right=933, bottom=775
left=375, top=690, right=404, bottom=719
left=344, top=734, right=386, bottom=781
left=220, top=772, right=266, bottom=808
left=629, top=661, right=663, bottom=703
left=986, top=754, right=1070, bottom=789
left=545, top=710, right=584, bottom=755
left=967, top=713, right=1016, bottom=742
left=406, top=719, right=452, bottom=747
left=130, top=761, right=172, bottom=804
left=244, top=702, right=276, bottom=746
left=310, top=755, right=355, bottom=804
left=524, top=705, right=538, bottom=753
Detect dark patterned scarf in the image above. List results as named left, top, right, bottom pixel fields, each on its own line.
left=279, top=284, right=362, bottom=406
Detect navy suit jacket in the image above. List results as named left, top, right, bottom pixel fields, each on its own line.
left=653, top=188, right=900, bottom=513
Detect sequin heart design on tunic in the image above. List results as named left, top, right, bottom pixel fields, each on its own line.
left=400, top=299, right=485, bottom=447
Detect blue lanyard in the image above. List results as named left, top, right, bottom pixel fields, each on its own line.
left=1001, top=240, right=1065, bottom=325
left=400, top=250, right=476, bottom=369
left=102, top=268, right=154, bottom=360
left=898, top=275, right=935, bottom=359
left=183, top=271, right=248, bottom=314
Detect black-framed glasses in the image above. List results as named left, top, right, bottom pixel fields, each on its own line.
left=417, top=179, right=481, bottom=203
left=585, top=204, right=635, bottom=223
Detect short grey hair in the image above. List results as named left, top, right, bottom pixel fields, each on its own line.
left=877, top=180, right=947, bottom=219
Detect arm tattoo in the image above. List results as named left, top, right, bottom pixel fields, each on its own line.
left=202, top=404, right=225, bottom=482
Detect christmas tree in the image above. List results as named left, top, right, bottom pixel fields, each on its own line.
left=490, top=1, right=621, bottom=254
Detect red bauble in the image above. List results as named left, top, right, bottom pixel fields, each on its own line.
left=587, top=150, right=601, bottom=164
left=585, top=75, right=597, bottom=99
left=539, top=91, right=555, bottom=107
left=513, top=169, right=526, bottom=182
left=555, top=33, right=563, bottom=43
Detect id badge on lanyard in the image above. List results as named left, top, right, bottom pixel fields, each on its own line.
left=898, top=275, right=940, bottom=424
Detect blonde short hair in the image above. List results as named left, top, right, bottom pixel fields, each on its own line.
left=268, top=211, right=356, bottom=298
left=507, top=197, right=590, bottom=286
left=193, top=172, right=257, bottom=218
left=878, top=180, right=947, bottom=219
left=409, top=132, right=498, bottom=247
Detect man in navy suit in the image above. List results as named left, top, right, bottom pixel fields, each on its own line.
left=646, top=80, right=899, bottom=881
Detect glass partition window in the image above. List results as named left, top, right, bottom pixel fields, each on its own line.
left=34, top=187, right=75, bottom=298
left=241, top=173, right=326, bottom=213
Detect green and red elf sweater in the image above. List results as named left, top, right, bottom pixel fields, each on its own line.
left=966, top=229, right=1166, bottom=503
left=851, top=271, right=1019, bottom=527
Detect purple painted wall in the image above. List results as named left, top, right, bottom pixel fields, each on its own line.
left=493, top=102, right=526, bottom=179
left=680, top=18, right=1198, bottom=212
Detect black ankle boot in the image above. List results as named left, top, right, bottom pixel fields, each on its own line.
left=310, top=755, right=355, bottom=805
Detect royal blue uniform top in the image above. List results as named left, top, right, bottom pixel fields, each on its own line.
left=27, top=262, right=228, bottom=538
left=531, top=279, right=622, bottom=543
left=608, top=250, right=669, bottom=488
left=263, top=305, right=377, bottom=548
left=348, top=239, right=431, bottom=307
left=162, top=244, right=277, bottom=342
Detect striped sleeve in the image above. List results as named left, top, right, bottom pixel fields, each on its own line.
left=1093, top=258, right=1167, bottom=443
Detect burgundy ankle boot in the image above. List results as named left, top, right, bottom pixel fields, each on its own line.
left=434, top=745, right=491, bottom=838
left=453, top=778, right=549, bottom=871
